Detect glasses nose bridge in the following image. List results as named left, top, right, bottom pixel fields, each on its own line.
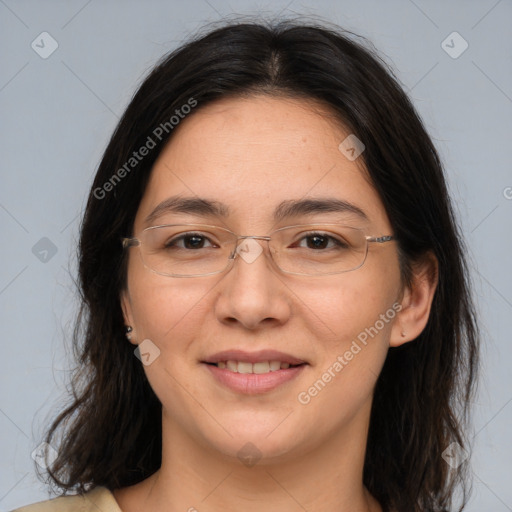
left=228, top=234, right=273, bottom=261
left=237, top=234, right=272, bottom=242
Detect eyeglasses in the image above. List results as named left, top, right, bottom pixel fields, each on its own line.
left=121, top=223, right=395, bottom=278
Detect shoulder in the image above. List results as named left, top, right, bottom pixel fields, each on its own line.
left=10, top=486, right=121, bottom=512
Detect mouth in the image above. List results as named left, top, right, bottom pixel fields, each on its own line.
left=201, top=349, right=308, bottom=394
left=204, top=360, right=305, bottom=374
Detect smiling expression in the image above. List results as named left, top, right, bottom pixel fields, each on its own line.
left=121, top=94, right=403, bottom=462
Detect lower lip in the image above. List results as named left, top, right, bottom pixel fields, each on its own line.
left=203, top=363, right=306, bottom=394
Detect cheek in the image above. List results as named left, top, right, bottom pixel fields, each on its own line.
left=126, top=262, right=211, bottom=346
left=293, top=269, right=400, bottom=349
left=291, top=273, right=399, bottom=414
left=296, top=284, right=396, bottom=428
left=125, top=269, right=214, bottom=425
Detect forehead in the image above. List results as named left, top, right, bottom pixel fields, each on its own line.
left=135, top=95, right=389, bottom=231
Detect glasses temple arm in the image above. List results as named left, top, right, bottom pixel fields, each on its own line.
left=121, top=237, right=140, bottom=249
left=366, top=235, right=395, bottom=243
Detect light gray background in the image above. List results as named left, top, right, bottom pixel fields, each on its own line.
left=1, top=0, right=511, bottom=510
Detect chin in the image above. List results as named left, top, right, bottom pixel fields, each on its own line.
left=199, top=414, right=310, bottom=465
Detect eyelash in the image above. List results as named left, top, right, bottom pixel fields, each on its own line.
left=165, top=231, right=348, bottom=250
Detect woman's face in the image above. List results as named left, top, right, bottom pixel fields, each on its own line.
left=122, top=95, right=404, bottom=463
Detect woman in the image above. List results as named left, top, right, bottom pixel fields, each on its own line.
left=12, top=19, right=479, bottom=512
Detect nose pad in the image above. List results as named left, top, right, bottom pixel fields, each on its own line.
left=228, top=236, right=276, bottom=272
left=235, top=238, right=265, bottom=265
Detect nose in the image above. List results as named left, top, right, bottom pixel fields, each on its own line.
left=214, top=237, right=292, bottom=330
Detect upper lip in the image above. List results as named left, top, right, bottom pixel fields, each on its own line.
left=202, top=349, right=307, bottom=365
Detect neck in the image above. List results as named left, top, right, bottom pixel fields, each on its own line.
left=119, top=404, right=381, bottom=512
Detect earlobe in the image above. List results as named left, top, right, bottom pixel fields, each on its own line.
left=120, top=290, right=137, bottom=345
left=390, top=252, right=438, bottom=347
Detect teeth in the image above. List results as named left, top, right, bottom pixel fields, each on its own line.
left=253, top=361, right=270, bottom=374
left=237, top=361, right=253, bottom=374
left=214, top=360, right=297, bottom=373
left=269, top=360, right=281, bottom=371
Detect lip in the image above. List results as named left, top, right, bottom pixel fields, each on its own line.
left=204, top=362, right=307, bottom=394
left=202, top=349, right=306, bottom=366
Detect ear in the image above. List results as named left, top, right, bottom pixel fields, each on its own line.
left=120, top=289, right=138, bottom=346
left=390, top=252, right=438, bottom=347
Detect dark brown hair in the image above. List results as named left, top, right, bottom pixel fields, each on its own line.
left=40, top=18, right=479, bottom=512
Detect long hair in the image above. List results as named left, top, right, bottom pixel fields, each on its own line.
left=40, top=19, right=479, bottom=512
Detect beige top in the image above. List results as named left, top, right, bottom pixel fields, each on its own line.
left=10, top=486, right=121, bottom=512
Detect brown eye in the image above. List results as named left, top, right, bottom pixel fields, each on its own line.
left=165, top=233, right=216, bottom=250
left=294, top=232, right=349, bottom=250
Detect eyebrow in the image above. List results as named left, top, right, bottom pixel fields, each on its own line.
left=144, top=195, right=368, bottom=225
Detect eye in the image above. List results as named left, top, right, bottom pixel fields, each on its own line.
left=293, top=232, right=350, bottom=250
left=165, top=232, right=218, bottom=250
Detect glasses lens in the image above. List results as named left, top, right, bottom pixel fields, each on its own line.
left=139, top=224, right=235, bottom=276
left=136, top=224, right=368, bottom=277
left=271, top=225, right=368, bottom=275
